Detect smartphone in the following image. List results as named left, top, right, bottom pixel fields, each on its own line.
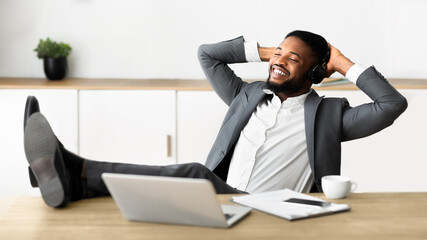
left=283, top=198, right=331, bottom=207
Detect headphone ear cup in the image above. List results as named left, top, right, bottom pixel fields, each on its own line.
left=308, top=65, right=326, bottom=84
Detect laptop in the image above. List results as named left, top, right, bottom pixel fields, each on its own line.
left=101, top=173, right=252, bottom=228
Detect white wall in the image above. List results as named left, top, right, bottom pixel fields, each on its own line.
left=0, top=0, right=426, bottom=80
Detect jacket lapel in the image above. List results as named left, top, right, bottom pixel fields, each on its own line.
left=241, top=86, right=267, bottom=119
left=304, top=90, right=324, bottom=180
left=230, top=85, right=268, bottom=144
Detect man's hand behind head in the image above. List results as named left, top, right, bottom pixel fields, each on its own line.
left=325, top=44, right=355, bottom=77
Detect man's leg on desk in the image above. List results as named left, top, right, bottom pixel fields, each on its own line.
left=24, top=110, right=240, bottom=208
left=84, top=160, right=241, bottom=198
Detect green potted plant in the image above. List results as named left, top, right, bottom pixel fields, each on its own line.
left=34, top=38, right=72, bottom=80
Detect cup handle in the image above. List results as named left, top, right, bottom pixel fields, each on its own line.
left=350, top=182, right=358, bottom=192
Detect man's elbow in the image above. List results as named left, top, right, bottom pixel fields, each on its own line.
left=382, top=94, right=408, bottom=121
left=394, top=94, right=408, bottom=117
left=197, top=44, right=210, bottom=63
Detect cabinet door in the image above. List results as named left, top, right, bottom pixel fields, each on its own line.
left=316, top=89, right=427, bottom=192
left=79, top=90, right=176, bottom=165
left=177, top=91, right=228, bottom=164
left=0, top=89, right=78, bottom=198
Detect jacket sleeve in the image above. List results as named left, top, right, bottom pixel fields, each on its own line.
left=197, top=36, right=249, bottom=106
left=342, top=66, right=408, bottom=141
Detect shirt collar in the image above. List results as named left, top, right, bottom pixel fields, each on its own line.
left=263, top=89, right=312, bottom=107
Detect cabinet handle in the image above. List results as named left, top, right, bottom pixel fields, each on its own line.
left=167, top=135, right=172, bottom=157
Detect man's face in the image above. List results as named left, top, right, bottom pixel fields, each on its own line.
left=267, top=36, right=316, bottom=94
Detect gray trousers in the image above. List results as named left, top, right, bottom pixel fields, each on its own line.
left=85, top=160, right=244, bottom=198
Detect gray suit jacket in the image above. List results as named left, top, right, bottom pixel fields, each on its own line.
left=197, top=36, right=407, bottom=191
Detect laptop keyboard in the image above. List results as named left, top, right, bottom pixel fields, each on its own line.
left=224, top=213, right=235, bottom=220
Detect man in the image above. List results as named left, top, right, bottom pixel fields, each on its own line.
left=23, top=30, right=407, bottom=208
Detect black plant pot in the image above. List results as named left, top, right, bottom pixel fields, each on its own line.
left=43, top=57, right=67, bottom=80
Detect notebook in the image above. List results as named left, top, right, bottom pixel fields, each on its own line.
left=101, top=173, right=251, bottom=228
left=232, top=188, right=350, bottom=221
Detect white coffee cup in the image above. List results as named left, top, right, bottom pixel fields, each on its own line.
left=321, top=175, right=357, bottom=199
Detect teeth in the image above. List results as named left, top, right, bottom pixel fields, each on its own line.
left=274, top=69, right=287, bottom=76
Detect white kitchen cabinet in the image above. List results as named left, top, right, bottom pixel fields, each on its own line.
left=316, top=89, right=427, bottom=192
left=176, top=91, right=228, bottom=164
left=0, top=89, right=78, bottom=198
left=79, top=90, right=176, bottom=166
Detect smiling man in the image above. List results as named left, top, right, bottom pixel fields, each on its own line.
left=23, top=30, right=407, bottom=208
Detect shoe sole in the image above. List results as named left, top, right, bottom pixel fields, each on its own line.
left=24, top=96, right=40, bottom=188
left=24, top=113, right=68, bottom=208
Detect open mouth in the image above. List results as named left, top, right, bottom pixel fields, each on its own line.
left=273, top=68, right=288, bottom=76
left=271, top=65, right=290, bottom=79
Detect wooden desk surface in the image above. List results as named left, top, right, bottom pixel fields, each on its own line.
left=1, top=193, right=426, bottom=239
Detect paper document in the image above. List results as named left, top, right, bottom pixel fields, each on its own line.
left=231, top=189, right=350, bottom=221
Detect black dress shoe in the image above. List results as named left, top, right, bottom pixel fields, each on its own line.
left=24, top=96, right=41, bottom=188
left=24, top=113, right=70, bottom=208
left=24, top=96, right=40, bottom=130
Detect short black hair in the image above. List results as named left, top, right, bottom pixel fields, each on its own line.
left=285, top=30, right=329, bottom=65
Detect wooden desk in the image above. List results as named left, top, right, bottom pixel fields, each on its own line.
left=1, top=193, right=426, bottom=240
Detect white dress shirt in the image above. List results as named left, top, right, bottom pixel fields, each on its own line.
left=226, top=90, right=312, bottom=193
left=226, top=41, right=367, bottom=193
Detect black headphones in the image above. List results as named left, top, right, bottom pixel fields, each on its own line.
left=307, top=46, right=330, bottom=84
